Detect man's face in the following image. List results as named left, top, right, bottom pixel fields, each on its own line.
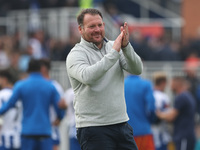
left=160, top=81, right=167, bottom=91
left=79, top=14, right=105, bottom=48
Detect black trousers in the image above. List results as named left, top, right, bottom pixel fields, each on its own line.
left=174, top=136, right=196, bottom=150
left=77, top=122, right=138, bottom=150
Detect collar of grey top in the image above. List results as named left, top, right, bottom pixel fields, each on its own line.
left=80, top=37, right=109, bottom=50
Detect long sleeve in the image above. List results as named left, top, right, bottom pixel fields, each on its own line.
left=51, top=87, right=64, bottom=120
left=67, top=48, right=120, bottom=85
left=145, top=81, right=156, bottom=122
left=119, top=43, right=143, bottom=75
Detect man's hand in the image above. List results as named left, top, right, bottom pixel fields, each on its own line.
left=156, top=108, right=178, bottom=122
left=52, top=118, right=61, bottom=126
left=58, top=98, right=68, bottom=109
left=112, top=31, right=124, bottom=52
left=121, top=22, right=129, bottom=48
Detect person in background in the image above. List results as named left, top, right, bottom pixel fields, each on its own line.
left=66, top=8, right=143, bottom=150
left=156, top=76, right=196, bottom=150
left=40, top=58, right=67, bottom=150
left=124, top=75, right=156, bottom=150
left=0, top=39, right=10, bottom=68
left=64, top=88, right=81, bottom=150
left=27, top=30, right=49, bottom=59
left=152, top=72, right=172, bottom=150
left=184, top=54, right=200, bottom=115
left=0, top=59, right=64, bottom=150
left=0, top=69, right=21, bottom=150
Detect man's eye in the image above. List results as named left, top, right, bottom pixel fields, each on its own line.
left=90, top=26, right=95, bottom=28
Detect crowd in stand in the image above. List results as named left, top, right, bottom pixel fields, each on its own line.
left=0, top=0, right=197, bottom=73
left=1, top=27, right=200, bottom=73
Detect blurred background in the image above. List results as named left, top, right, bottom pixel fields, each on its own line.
left=0, top=0, right=200, bottom=149
left=1, top=0, right=200, bottom=90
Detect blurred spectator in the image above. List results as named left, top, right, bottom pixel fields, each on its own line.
left=179, top=38, right=193, bottom=60
left=40, top=58, right=67, bottom=150
left=64, top=88, right=81, bottom=150
left=49, top=39, right=65, bottom=61
left=27, top=30, right=49, bottom=59
left=103, top=2, right=123, bottom=26
left=0, top=59, right=64, bottom=150
left=61, top=35, right=80, bottom=61
left=12, top=31, right=22, bottom=51
left=151, top=36, right=180, bottom=61
left=170, top=40, right=181, bottom=58
left=152, top=72, right=172, bottom=150
left=124, top=75, right=156, bottom=150
left=129, top=30, right=154, bottom=61
left=49, top=31, right=79, bottom=61
left=9, top=51, right=23, bottom=81
left=184, top=53, right=200, bottom=115
left=0, top=69, right=21, bottom=150
left=156, top=76, right=196, bottom=150
left=0, top=37, right=10, bottom=68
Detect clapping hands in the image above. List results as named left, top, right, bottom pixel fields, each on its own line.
left=112, top=22, right=129, bottom=52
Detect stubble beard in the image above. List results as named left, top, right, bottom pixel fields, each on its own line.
left=84, top=34, right=104, bottom=48
left=92, top=33, right=105, bottom=48
left=93, top=38, right=103, bottom=47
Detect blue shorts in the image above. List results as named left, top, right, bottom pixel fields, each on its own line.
left=21, top=135, right=52, bottom=150
left=175, top=137, right=196, bottom=150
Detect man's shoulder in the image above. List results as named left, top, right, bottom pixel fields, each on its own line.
left=175, top=92, right=191, bottom=104
left=68, top=43, right=86, bottom=56
left=176, top=91, right=190, bottom=99
left=19, top=77, right=52, bottom=87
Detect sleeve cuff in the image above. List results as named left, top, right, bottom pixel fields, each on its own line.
left=111, top=48, right=120, bottom=58
left=122, top=42, right=133, bottom=52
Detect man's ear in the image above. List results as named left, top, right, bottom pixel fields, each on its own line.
left=78, top=25, right=82, bottom=34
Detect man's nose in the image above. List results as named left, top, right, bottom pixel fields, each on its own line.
left=94, top=26, right=100, bottom=32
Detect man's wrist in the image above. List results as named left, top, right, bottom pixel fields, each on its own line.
left=122, top=42, right=129, bottom=49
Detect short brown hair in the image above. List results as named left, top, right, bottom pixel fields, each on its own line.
left=152, top=72, right=167, bottom=86
left=77, top=8, right=103, bottom=26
